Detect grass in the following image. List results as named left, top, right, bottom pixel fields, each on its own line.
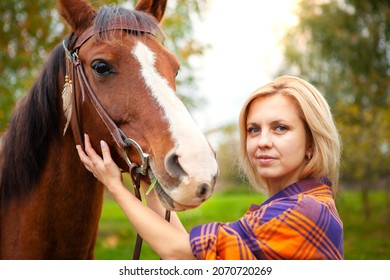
left=95, top=188, right=390, bottom=260
left=336, top=190, right=390, bottom=259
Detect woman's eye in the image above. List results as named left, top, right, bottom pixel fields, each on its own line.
left=92, top=61, right=113, bottom=77
left=275, top=125, right=288, bottom=132
left=247, top=127, right=260, bottom=134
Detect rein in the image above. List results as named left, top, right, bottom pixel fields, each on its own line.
left=63, top=24, right=170, bottom=259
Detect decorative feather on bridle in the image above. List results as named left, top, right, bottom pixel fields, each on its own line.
left=62, top=40, right=73, bottom=135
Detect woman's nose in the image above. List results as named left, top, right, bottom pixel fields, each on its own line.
left=257, top=131, right=273, bottom=149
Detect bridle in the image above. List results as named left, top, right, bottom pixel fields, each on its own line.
left=62, top=22, right=170, bottom=259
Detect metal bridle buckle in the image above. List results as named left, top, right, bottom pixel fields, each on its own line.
left=122, top=138, right=149, bottom=176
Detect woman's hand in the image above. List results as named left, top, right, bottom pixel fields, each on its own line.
left=76, top=135, right=193, bottom=259
left=76, top=134, right=123, bottom=193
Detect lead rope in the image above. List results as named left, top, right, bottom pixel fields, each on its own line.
left=130, top=163, right=144, bottom=260
left=129, top=163, right=171, bottom=260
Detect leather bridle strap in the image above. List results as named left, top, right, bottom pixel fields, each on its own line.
left=66, top=20, right=157, bottom=150
left=73, top=56, right=129, bottom=150
left=72, top=23, right=156, bottom=51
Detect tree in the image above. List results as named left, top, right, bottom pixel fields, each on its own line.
left=0, top=0, right=207, bottom=131
left=280, top=0, right=390, bottom=218
left=205, top=123, right=244, bottom=192
left=0, top=0, right=66, bottom=131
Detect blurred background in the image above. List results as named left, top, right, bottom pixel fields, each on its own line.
left=0, top=0, right=389, bottom=259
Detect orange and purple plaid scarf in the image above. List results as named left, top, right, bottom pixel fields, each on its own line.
left=190, top=178, right=344, bottom=260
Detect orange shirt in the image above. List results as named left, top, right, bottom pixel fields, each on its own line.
left=190, top=178, right=343, bottom=260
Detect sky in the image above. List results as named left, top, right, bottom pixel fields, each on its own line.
left=189, top=0, right=299, bottom=142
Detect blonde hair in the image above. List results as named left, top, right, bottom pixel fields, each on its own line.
left=238, top=75, right=341, bottom=196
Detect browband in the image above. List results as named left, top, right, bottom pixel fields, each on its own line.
left=72, top=20, right=157, bottom=51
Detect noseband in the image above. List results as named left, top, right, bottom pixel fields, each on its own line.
left=62, top=21, right=169, bottom=259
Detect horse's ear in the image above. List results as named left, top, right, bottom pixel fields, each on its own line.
left=135, top=0, right=167, bottom=23
left=57, top=0, right=96, bottom=35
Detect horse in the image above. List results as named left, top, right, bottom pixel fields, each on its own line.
left=0, top=0, right=218, bottom=259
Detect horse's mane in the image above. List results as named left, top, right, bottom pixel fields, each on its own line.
left=0, top=43, right=65, bottom=204
left=0, top=5, right=162, bottom=205
left=94, top=5, right=164, bottom=42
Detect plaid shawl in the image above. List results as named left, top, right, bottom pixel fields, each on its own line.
left=190, top=178, right=344, bottom=260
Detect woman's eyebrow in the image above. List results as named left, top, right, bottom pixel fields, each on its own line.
left=246, top=121, right=259, bottom=127
left=271, top=119, right=291, bottom=125
left=246, top=119, right=293, bottom=128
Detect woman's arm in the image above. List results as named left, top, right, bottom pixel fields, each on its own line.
left=142, top=188, right=188, bottom=234
left=76, top=134, right=195, bottom=260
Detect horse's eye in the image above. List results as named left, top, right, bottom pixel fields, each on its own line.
left=92, top=61, right=113, bottom=77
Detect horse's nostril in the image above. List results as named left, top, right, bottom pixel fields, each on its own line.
left=197, top=183, right=210, bottom=198
left=165, top=151, right=187, bottom=178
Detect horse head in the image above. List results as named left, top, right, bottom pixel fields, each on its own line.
left=58, top=0, right=219, bottom=211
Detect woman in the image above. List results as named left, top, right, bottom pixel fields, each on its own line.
left=77, top=75, right=343, bottom=259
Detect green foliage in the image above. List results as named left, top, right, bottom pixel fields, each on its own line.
left=0, top=0, right=67, bottom=130
left=0, top=0, right=207, bottom=132
left=95, top=189, right=390, bottom=260
left=161, top=0, right=208, bottom=110
left=280, top=0, right=390, bottom=185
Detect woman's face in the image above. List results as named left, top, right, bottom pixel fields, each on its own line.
left=246, top=94, right=308, bottom=193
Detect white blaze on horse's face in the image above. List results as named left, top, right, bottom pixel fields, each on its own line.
left=132, top=41, right=218, bottom=209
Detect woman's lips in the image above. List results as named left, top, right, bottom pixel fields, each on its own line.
left=257, top=155, right=277, bottom=165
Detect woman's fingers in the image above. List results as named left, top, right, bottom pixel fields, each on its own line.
left=100, top=140, right=114, bottom=165
left=83, top=134, right=101, bottom=163
left=76, top=144, right=91, bottom=166
left=76, top=134, right=103, bottom=172
left=76, top=134, right=122, bottom=187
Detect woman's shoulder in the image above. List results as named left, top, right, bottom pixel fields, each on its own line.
left=244, top=179, right=336, bottom=223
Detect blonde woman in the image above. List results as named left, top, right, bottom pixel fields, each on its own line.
left=77, top=75, right=343, bottom=259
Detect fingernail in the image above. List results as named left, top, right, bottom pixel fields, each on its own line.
left=100, top=140, right=107, bottom=148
